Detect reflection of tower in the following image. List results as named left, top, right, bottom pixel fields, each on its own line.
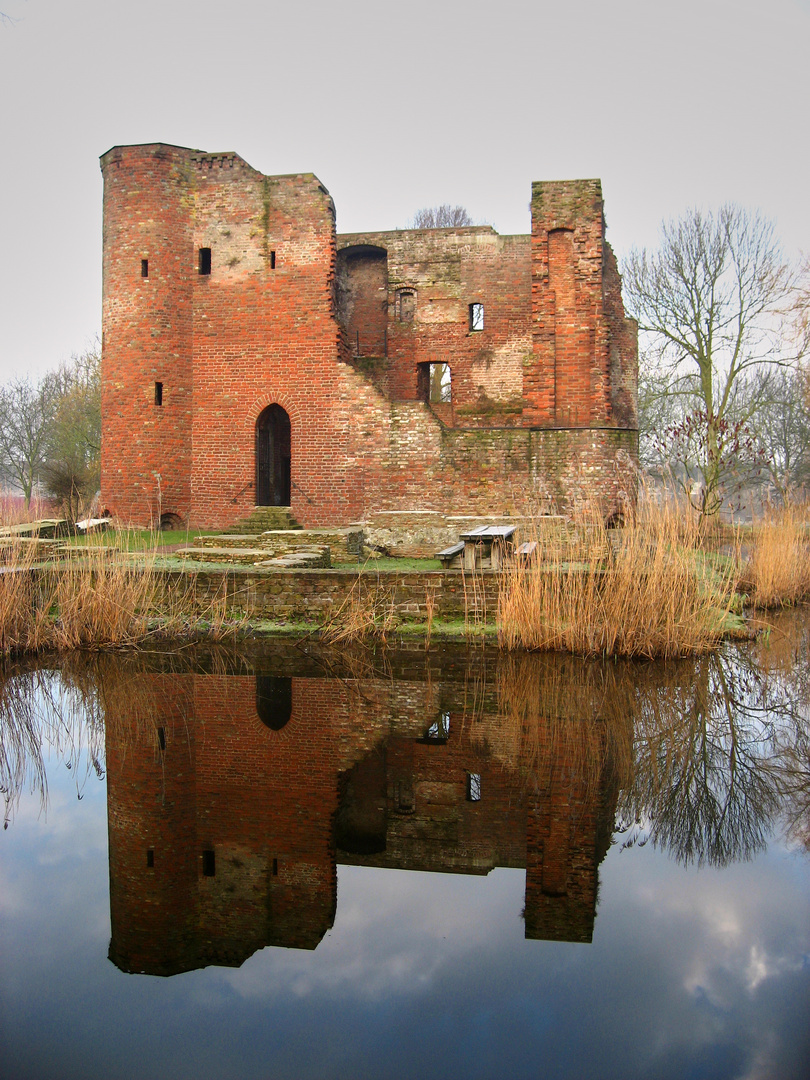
left=106, top=673, right=361, bottom=974
left=522, top=719, right=616, bottom=943
left=106, top=676, right=199, bottom=975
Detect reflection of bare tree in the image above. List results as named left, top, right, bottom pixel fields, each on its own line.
left=621, top=621, right=810, bottom=865
left=490, top=614, right=810, bottom=869
left=752, top=609, right=810, bottom=852
left=0, top=660, right=106, bottom=827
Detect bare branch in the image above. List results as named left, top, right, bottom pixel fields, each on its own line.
left=409, top=205, right=474, bottom=229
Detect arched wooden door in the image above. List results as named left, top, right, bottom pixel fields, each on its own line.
left=255, top=404, right=291, bottom=506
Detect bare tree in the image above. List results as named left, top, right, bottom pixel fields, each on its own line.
left=743, top=364, right=810, bottom=495
left=0, top=377, right=54, bottom=509
left=410, top=205, right=474, bottom=228
left=0, top=346, right=101, bottom=519
left=623, top=206, right=801, bottom=514
left=40, top=348, right=101, bottom=522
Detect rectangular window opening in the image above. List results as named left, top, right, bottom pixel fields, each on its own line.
left=198, top=247, right=212, bottom=275
left=469, top=302, right=484, bottom=332
left=394, top=780, right=415, bottom=813
left=146, top=848, right=154, bottom=868
left=272, top=858, right=278, bottom=876
left=422, top=710, right=451, bottom=744
left=157, top=726, right=166, bottom=751
left=270, top=250, right=276, bottom=269
left=467, top=773, right=482, bottom=802
left=141, top=259, right=149, bottom=278
left=398, top=289, right=416, bottom=322
left=202, top=849, right=216, bottom=877
left=154, top=382, right=163, bottom=406
left=429, top=362, right=451, bottom=404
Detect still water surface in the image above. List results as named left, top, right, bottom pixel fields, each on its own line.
left=1, top=614, right=809, bottom=1079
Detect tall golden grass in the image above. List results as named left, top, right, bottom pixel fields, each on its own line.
left=319, top=573, right=398, bottom=646
left=740, top=502, right=810, bottom=608
left=0, top=538, right=240, bottom=657
left=497, top=495, right=740, bottom=658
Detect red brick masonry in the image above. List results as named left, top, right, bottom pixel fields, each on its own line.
left=100, top=144, right=637, bottom=529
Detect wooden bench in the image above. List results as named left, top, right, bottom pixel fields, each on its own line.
left=435, top=541, right=465, bottom=568
left=516, top=540, right=538, bottom=561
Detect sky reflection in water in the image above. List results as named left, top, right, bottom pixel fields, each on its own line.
left=1, top=622, right=809, bottom=1080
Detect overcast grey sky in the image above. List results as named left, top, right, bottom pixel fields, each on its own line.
left=1, top=0, right=808, bottom=383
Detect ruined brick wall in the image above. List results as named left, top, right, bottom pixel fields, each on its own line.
left=338, top=228, right=531, bottom=427
left=603, top=242, right=639, bottom=429
left=360, top=406, right=638, bottom=518
left=525, top=180, right=637, bottom=430
left=101, top=145, right=637, bottom=529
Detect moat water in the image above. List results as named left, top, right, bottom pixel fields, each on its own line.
left=1, top=613, right=809, bottom=1079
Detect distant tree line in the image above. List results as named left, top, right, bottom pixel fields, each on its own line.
left=410, top=205, right=475, bottom=228
left=0, top=345, right=101, bottom=522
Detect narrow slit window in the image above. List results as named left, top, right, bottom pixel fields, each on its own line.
left=198, top=247, right=212, bottom=275
left=469, top=303, right=484, bottom=332
left=272, top=858, right=279, bottom=876
left=157, top=727, right=166, bottom=751
left=202, top=849, right=216, bottom=877
left=146, top=848, right=154, bottom=868
left=154, top=382, right=163, bottom=406
left=141, top=259, right=149, bottom=278
left=270, top=250, right=276, bottom=269
left=467, top=773, right=482, bottom=802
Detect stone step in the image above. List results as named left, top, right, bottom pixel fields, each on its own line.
left=221, top=506, right=303, bottom=534
left=174, top=544, right=331, bottom=569
left=199, top=527, right=363, bottom=563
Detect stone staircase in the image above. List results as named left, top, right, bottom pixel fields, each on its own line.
left=220, top=506, right=302, bottom=534
left=177, top=525, right=364, bottom=568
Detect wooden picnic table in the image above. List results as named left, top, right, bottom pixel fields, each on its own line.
left=458, top=525, right=516, bottom=570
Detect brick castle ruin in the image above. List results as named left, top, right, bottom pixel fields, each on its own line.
left=100, top=144, right=638, bottom=530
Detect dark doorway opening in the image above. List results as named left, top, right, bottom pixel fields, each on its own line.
left=256, top=404, right=291, bottom=506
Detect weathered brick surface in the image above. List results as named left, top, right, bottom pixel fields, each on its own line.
left=164, top=566, right=502, bottom=622
left=100, top=145, right=637, bottom=531
left=338, top=228, right=531, bottom=423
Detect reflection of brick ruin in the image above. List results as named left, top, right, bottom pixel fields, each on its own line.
left=105, top=661, right=620, bottom=975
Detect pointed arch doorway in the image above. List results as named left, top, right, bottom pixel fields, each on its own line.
left=255, top=404, right=291, bottom=506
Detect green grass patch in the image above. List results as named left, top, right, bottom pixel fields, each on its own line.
left=352, top=557, right=444, bottom=572
left=65, top=528, right=218, bottom=551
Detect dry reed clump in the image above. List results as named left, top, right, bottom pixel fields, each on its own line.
left=497, top=496, right=739, bottom=658
left=0, top=538, right=242, bottom=657
left=741, top=502, right=810, bottom=608
left=319, top=574, right=398, bottom=646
